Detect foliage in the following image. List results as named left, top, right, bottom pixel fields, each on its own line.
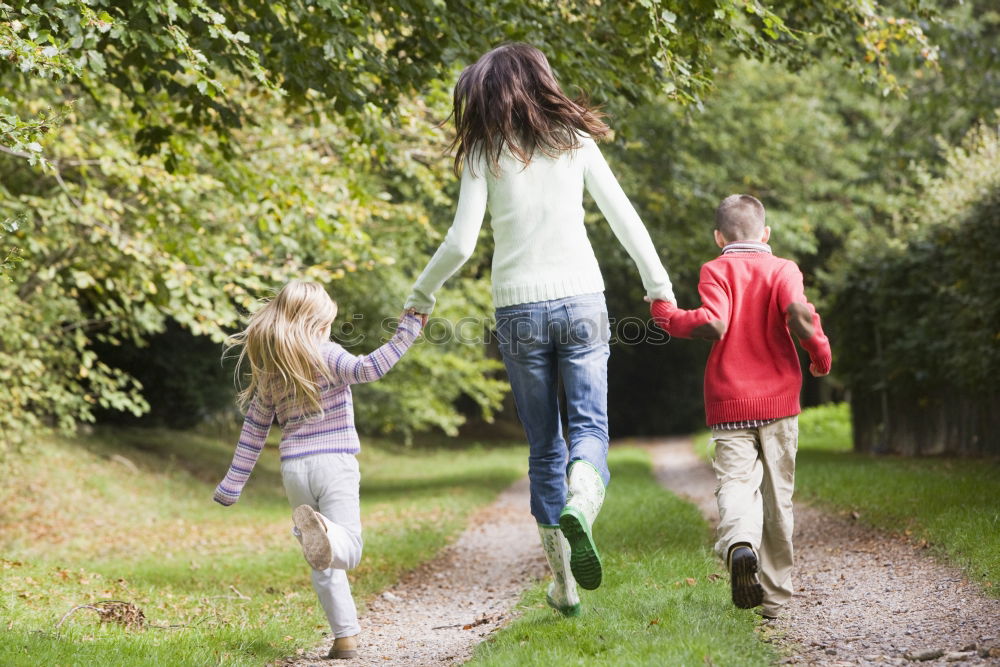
left=829, top=120, right=1000, bottom=400
left=596, top=58, right=879, bottom=433
left=0, top=0, right=962, bottom=449
left=0, top=77, right=506, bottom=451
left=1, top=1, right=938, bottom=153
left=589, top=0, right=999, bottom=433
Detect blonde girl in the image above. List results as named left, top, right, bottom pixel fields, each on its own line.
left=214, top=280, right=422, bottom=660
left=405, top=43, right=675, bottom=617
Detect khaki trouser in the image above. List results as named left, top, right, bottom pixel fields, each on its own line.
left=711, top=416, right=798, bottom=616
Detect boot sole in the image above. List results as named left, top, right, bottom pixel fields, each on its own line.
left=292, top=505, right=333, bottom=571
left=730, top=549, right=764, bottom=609
left=559, top=507, right=602, bottom=590
left=545, top=592, right=582, bottom=618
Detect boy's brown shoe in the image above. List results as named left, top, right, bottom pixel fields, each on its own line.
left=729, top=545, right=764, bottom=609
left=327, top=634, right=358, bottom=659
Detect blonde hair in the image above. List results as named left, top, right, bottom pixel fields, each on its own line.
left=226, top=281, right=338, bottom=416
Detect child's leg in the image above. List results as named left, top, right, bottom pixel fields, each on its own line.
left=711, top=428, right=764, bottom=560
left=756, top=416, right=798, bottom=617
left=310, top=568, right=360, bottom=639
left=555, top=294, right=611, bottom=487
left=282, top=454, right=363, bottom=639
left=496, top=305, right=566, bottom=526
left=553, top=294, right=611, bottom=590
left=311, top=455, right=363, bottom=571
left=537, top=524, right=581, bottom=617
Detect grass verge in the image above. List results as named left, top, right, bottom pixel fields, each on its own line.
left=468, top=447, right=777, bottom=667
left=0, top=427, right=526, bottom=666
left=695, top=403, right=1000, bottom=593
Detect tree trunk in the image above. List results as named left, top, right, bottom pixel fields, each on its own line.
left=851, top=389, right=1000, bottom=456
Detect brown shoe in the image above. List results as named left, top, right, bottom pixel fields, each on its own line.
left=327, top=634, right=358, bottom=660
left=292, top=505, right=333, bottom=571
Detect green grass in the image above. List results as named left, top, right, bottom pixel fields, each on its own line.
left=0, top=426, right=527, bottom=666
left=695, top=403, right=1000, bottom=594
left=469, top=448, right=777, bottom=667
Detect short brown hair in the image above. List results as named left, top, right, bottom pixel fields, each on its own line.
left=715, top=194, right=766, bottom=242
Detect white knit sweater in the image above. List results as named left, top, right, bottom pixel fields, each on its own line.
left=404, top=137, right=674, bottom=312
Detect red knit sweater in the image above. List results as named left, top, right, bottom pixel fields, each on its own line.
left=650, top=250, right=831, bottom=426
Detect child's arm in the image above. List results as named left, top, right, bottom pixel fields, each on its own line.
left=650, top=266, right=730, bottom=340
left=327, top=312, right=423, bottom=384
left=213, top=396, right=274, bottom=506
left=582, top=139, right=675, bottom=304
left=777, top=265, right=832, bottom=376
left=404, top=161, right=488, bottom=314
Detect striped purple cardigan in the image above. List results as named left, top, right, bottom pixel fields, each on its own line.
left=213, top=314, right=422, bottom=505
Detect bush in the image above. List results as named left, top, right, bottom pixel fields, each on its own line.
left=829, top=121, right=1000, bottom=455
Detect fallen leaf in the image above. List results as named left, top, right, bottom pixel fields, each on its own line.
left=649, top=618, right=660, bottom=626
left=685, top=577, right=697, bottom=586
left=707, top=573, right=723, bottom=582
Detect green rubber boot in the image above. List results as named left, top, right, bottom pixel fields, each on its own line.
left=538, top=525, right=581, bottom=617
left=558, top=461, right=606, bottom=590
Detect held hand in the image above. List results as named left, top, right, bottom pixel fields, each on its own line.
left=809, top=363, right=829, bottom=378
left=648, top=298, right=677, bottom=312
left=404, top=308, right=429, bottom=328
left=406, top=308, right=429, bottom=327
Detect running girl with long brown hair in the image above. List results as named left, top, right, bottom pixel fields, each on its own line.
left=405, top=43, right=675, bottom=617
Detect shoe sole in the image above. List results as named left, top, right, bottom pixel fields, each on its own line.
left=730, top=549, right=764, bottom=609
left=559, top=507, right=602, bottom=590
left=292, top=505, right=333, bottom=571
left=545, top=592, right=582, bottom=618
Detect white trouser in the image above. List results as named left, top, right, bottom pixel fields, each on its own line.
left=712, top=416, right=798, bottom=616
left=281, top=452, right=363, bottom=638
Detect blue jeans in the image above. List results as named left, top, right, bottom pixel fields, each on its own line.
left=495, top=293, right=611, bottom=526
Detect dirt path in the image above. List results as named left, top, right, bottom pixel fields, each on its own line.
left=282, top=477, right=546, bottom=666
left=647, top=438, right=1000, bottom=666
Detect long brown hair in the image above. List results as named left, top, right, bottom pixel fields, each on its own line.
left=449, top=43, right=610, bottom=176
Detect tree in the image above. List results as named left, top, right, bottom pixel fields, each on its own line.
left=829, top=121, right=1000, bottom=456
left=0, top=1, right=943, bottom=451
left=2, top=1, right=937, bottom=156
left=588, top=1, right=999, bottom=436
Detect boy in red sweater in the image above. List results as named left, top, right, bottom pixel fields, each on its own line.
left=650, top=194, right=831, bottom=619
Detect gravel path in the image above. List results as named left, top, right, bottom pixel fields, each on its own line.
left=281, top=476, right=546, bottom=666
left=647, top=438, right=1000, bottom=666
